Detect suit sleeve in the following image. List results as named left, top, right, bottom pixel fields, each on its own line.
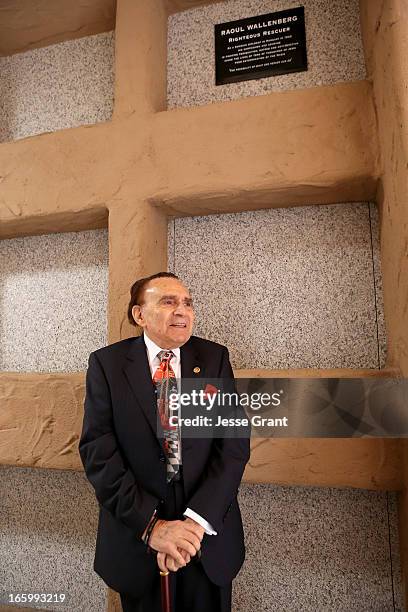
left=79, top=351, right=159, bottom=538
left=185, top=347, right=251, bottom=534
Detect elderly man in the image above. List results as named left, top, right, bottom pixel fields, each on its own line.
left=79, top=272, right=250, bottom=612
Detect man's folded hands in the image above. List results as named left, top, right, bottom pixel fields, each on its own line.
left=149, top=517, right=205, bottom=572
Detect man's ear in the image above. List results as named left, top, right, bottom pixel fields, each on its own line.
left=132, top=305, right=143, bottom=327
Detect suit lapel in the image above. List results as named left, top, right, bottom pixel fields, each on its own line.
left=180, top=338, right=204, bottom=451
left=122, top=335, right=205, bottom=454
left=180, top=338, right=203, bottom=379
left=122, top=335, right=165, bottom=452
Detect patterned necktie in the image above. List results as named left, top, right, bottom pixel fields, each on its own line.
left=152, top=350, right=181, bottom=482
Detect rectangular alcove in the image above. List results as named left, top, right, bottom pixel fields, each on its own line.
left=0, top=229, right=109, bottom=372
left=167, top=0, right=367, bottom=109
left=0, top=29, right=115, bottom=143
left=0, top=227, right=109, bottom=611
left=168, top=201, right=387, bottom=370
left=0, top=465, right=107, bottom=611
left=234, top=483, right=404, bottom=612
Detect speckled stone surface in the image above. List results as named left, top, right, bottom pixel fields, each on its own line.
left=167, top=216, right=176, bottom=272
left=0, top=469, right=402, bottom=612
left=387, top=491, right=405, bottom=611
left=169, top=202, right=386, bottom=370
left=234, top=483, right=402, bottom=612
left=0, top=32, right=114, bottom=143
left=0, top=466, right=106, bottom=611
left=167, top=0, right=366, bottom=108
left=0, top=229, right=108, bottom=373
left=369, top=202, right=388, bottom=368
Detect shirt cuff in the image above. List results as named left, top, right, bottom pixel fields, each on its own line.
left=184, top=508, right=217, bottom=535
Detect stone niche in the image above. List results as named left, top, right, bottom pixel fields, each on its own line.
left=167, top=0, right=367, bottom=108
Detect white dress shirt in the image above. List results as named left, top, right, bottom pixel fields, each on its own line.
left=144, top=332, right=217, bottom=536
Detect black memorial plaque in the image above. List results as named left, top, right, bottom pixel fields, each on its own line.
left=215, top=7, right=307, bottom=86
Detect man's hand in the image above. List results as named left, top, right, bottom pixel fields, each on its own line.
left=183, top=517, right=205, bottom=540
left=157, top=548, right=191, bottom=573
left=148, top=519, right=203, bottom=567
left=155, top=518, right=205, bottom=573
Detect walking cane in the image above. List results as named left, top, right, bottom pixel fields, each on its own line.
left=160, top=569, right=172, bottom=612
left=159, top=548, right=201, bottom=611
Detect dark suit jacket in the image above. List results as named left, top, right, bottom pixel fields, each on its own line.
left=79, top=334, right=250, bottom=597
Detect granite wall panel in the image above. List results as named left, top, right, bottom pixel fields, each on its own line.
left=0, top=229, right=108, bottom=373
left=0, top=32, right=114, bottom=143
left=167, top=0, right=366, bottom=108
left=235, top=483, right=403, bottom=611
left=0, top=466, right=106, bottom=611
left=169, top=202, right=386, bottom=370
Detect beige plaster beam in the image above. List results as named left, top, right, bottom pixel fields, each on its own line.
left=360, top=0, right=408, bottom=604
left=0, top=367, right=402, bottom=492
left=0, top=371, right=84, bottom=470
left=0, top=121, right=115, bottom=238
left=245, top=438, right=402, bottom=490
left=0, top=119, right=155, bottom=239
left=360, top=0, right=408, bottom=377
left=113, top=0, right=168, bottom=118
left=150, top=80, right=379, bottom=215
left=107, top=200, right=168, bottom=343
left=0, top=0, right=116, bottom=57
left=0, top=207, right=108, bottom=241
left=0, top=81, right=378, bottom=237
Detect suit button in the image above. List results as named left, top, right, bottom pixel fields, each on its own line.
left=160, top=499, right=165, bottom=504
left=159, top=456, right=165, bottom=462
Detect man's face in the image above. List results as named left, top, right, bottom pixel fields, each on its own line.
left=132, top=277, right=195, bottom=349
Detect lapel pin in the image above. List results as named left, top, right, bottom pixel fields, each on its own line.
left=193, top=367, right=200, bottom=374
